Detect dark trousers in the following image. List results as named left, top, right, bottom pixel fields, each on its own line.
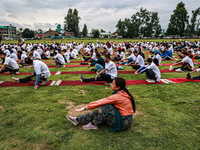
left=83, top=56, right=90, bottom=61
left=146, top=69, right=157, bottom=80
left=0, top=66, right=19, bottom=74
left=41, top=54, right=49, bottom=59
left=77, top=104, right=132, bottom=130
left=83, top=73, right=113, bottom=83
left=174, top=63, right=192, bottom=71
left=19, top=62, right=29, bottom=66
left=19, top=73, right=46, bottom=83
left=192, top=76, right=200, bottom=80
left=54, top=58, right=63, bottom=66
left=194, top=56, right=200, bottom=59
left=132, top=65, right=141, bottom=70
left=153, top=58, right=159, bottom=65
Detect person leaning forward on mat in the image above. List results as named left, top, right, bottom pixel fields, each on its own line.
left=12, top=58, right=51, bottom=89
left=80, top=55, right=117, bottom=85
left=67, top=77, right=136, bottom=131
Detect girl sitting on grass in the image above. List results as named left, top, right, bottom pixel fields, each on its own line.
left=66, top=77, right=136, bottom=132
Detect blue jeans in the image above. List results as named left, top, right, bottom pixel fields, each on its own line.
left=121, top=58, right=134, bottom=65
left=95, top=63, right=104, bottom=72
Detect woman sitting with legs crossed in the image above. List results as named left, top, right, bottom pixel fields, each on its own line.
left=66, top=77, right=136, bottom=131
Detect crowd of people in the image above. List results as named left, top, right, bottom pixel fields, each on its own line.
left=0, top=40, right=200, bottom=131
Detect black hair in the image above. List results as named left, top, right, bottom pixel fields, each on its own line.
left=147, top=58, right=152, bottom=63
left=182, top=52, right=188, bottom=55
left=0, top=53, right=6, bottom=56
left=63, top=49, right=67, bottom=52
left=96, top=53, right=100, bottom=58
left=114, top=77, right=136, bottom=112
left=25, top=57, right=33, bottom=64
left=105, top=55, right=111, bottom=60
left=133, top=51, right=138, bottom=53
left=53, top=51, right=57, bottom=55
left=17, top=51, right=22, bottom=55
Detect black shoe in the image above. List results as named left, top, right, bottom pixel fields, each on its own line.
left=186, top=73, right=191, bottom=79
left=80, top=74, right=85, bottom=82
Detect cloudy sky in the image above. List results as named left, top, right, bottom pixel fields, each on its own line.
left=0, top=0, right=199, bottom=32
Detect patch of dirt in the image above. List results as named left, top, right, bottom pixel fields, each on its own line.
left=133, top=110, right=144, bottom=117
left=0, top=105, right=3, bottom=109
left=65, top=101, right=92, bottom=116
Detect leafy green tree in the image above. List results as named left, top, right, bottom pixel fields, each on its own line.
left=22, top=28, right=34, bottom=38
left=64, top=8, right=81, bottom=37
left=166, top=2, right=189, bottom=37
left=116, top=7, right=161, bottom=38
left=188, top=7, right=200, bottom=36
left=100, top=29, right=106, bottom=33
left=91, top=29, right=100, bottom=38
left=82, top=24, right=88, bottom=37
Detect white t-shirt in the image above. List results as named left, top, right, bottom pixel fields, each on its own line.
left=119, top=52, right=125, bottom=60
left=70, top=51, right=77, bottom=59
left=152, top=54, right=162, bottom=65
left=146, top=62, right=161, bottom=82
left=4, top=57, right=19, bottom=70
left=181, top=56, right=194, bottom=70
left=37, top=48, right=43, bottom=55
left=9, top=53, right=18, bottom=61
left=3, top=50, right=10, bottom=56
left=33, top=50, right=41, bottom=60
left=127, top=54, right=136, bottom=61
left=45, top=51, right=50, bottom=59
left=108, top=48, right=113, bottom=55
left=33, top=60, right=51, bottom=78
left=54, top=53, right=65, bottom=64
left=63, top=52, right=70, bottom=63
left=135, top=55, right=144, bottom=67
left=105, top=60, right=118, bottom=79
left=21, top=54, right=28, bottom=62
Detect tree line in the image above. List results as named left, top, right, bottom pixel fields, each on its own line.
left=19, top=1, right=200, bottom=38
left=64, top=2, right=200, bottom=38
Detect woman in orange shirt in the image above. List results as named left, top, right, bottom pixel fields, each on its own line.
left=66, top=77, right=136, bottom=132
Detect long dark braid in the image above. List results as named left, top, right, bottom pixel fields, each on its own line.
left=114, top=77, right=136, bottom=113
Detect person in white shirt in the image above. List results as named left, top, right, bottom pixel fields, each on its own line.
left=80, top=55, right=117, bottom=84
left=3, top=49, right=10, bottom=56
left=12, top=58, right=51, bottom=89
left=0, top=53, right=19, bottom=74
left=52, top=51, right=65, bottom=67
left=41, top=49, right=50, bottom=59
left=119, top=50, right=136, bottom=65
left=9, top=50, right=18, bottom=61
left=69, top=48, right=77, bottom=59
left=186, top=67, right=200, bottom=80
left=17, top=51, right=28, bottom=66
left=194, top=47, right=200, bottom=59
left=152, top=50, right=162, bottom=65
left=30, top=48, right=41, bottom=60
left=112, top=50, right=125, bottom=61
left=128, top=51, right=144, bottom=70
left=135, top=58, right=161, bottom=82
left=169, top=52, right=194, bottom=72
left=62, top=49, right=70, bottom=63
left=82, top=50, right=97, bottom=62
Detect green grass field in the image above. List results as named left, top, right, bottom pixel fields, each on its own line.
left=1, top=38, right=200, bottom=44
left=0, top=39, right=200, bottom=150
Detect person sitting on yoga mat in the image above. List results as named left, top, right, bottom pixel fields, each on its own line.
left=66, top=77, right=136, bottom=131
left=134, top=58, right=161, bottom=83
left=80, top=55, right=117, bottom=85
left=128, top=51, right=144, bottom=70
left=52, top=51, right=65, bottom=67
left=152, top=50, right=162, bottom=65
left=88, top=53, right=105, bottom=72
left=12, top=58, right=51, bottom=89
left=161, top=46, right=173, bottom=60
left=0, top=53, right=19, bottom=74
left=169, top=52, right=194, bottom=72
left=186, top=67, right=200, bottom=80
